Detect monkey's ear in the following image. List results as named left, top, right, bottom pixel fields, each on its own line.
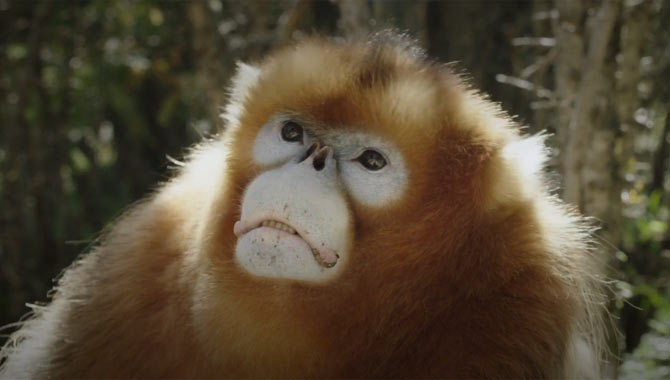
left=221, top=62, right=261, bottom=124
left=483, top=134, right=550, bottom=210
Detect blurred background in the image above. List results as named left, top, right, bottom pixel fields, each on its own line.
left=0, top=0, right=668, bottom=377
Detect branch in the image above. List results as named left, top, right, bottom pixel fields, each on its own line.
left=495, top=74, right=554, bottom=99
left=511, top=37, right=556, bottom=47
left=650, top=112, right=670, bottom=192
left=520, top=48, right=557, bottom=79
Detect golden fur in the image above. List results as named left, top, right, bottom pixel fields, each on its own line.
left=0, top=33, right=607, bottom=378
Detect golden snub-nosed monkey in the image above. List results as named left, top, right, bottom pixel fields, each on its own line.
left=0, top=31, right=607, bottom=379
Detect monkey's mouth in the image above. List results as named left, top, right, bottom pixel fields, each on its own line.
left=234, top=218, right=339, bottom=268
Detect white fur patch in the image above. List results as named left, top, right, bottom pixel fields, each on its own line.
left=563, top=334, right=600, bottom=379
left=220, top=62, right=261, bottom=125
left=500, top=134, right=550, bottom=200
left=0, top=302, right=64, bottom=378
left=502, top=134, right=548, bottom=179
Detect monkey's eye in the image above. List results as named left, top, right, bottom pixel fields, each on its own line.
left=280, top=121, right=304, bottom=143
left=356, top=149, right=387, bottom=171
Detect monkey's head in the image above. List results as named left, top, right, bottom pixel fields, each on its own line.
left=224, top=34, right=522, bottom=281
left=194, top=34, right=556, bottom=357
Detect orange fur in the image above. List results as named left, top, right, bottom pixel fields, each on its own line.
left=0, top=32, right=607, bottom=378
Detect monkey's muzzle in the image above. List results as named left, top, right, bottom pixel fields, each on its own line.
left=234, top=218, right=339, bottom=268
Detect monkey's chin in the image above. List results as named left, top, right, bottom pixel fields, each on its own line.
left=234, top=227, right=340, bottom=283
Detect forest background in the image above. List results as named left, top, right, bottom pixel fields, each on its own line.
left=0, top=0, right=669, bottom=377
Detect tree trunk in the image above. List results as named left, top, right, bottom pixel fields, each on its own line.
left=553, top=0, right=620, bottom=243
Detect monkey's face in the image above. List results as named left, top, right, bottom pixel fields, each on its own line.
left=222, top=40, right=478, bottom=289
left=233, top=115, right=409, bottom=283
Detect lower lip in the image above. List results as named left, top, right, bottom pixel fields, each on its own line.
left=234, top=227, right=337, bottom=282
left=237, top=227, right=316, bottom=263
left=246, top=227, right=337, bottom=269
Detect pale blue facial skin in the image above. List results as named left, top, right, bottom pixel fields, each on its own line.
left=235, top=115, right=409, bottom=283
left=235, top=146, right=350, bottom=282
left=252, top=115, right=409, bottom=206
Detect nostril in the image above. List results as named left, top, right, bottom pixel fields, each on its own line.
left=312, top=146, right=330, bottom=171
left=298, top=142, right=320, bottom=163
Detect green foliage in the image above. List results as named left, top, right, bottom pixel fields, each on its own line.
left=620, top=305, right=670, bottom=380
left=0, top=0, right=208, bottom=328
left=617, top=108, right=670, bottom=375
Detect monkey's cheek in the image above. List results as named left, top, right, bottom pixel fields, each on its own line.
left=234, top=228, right=336, bottom=283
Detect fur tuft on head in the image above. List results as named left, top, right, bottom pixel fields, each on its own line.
left=220, top=61, right=262, bottom=126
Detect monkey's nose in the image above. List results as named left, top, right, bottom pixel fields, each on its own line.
left=312, top=145, right=332, bottom=171
left=298, top=142, right=320, bottom=163
left=298, top=142, right=335, bottom=172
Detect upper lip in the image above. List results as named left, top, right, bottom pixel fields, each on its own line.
left=234, top=216, right=301, bottom=238
left=233, top=216, right=339, bottom=268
